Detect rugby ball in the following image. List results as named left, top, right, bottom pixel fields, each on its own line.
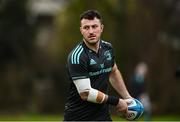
left=126, top=98, right=144, bottom=120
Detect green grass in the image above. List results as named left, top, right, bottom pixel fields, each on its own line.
left=112, top=114, right=180, bottom=121
left=0, top=114, right=62, bottom=121
left=0, top=114, right=179, bottom=121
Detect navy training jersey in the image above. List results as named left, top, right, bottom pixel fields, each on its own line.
left=64, top=40, right=115, bottom=121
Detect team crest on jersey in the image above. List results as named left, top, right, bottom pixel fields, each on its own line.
left=104, top=50, right=112, bottom=61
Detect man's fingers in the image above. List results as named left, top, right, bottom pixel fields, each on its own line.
left=125, top=98, right=134, bottom=105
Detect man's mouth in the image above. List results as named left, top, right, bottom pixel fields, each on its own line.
left=88, top=35, right=96, bottom=39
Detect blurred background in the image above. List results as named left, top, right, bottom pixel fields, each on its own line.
left=0, top=0, right=180, bottom=120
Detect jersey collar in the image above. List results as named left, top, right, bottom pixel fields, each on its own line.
left=82, top=40, right=102, bottom=56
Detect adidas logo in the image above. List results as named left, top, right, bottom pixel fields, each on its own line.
left=90, top=59, right=97, bottom=65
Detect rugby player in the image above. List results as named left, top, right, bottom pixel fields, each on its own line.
left=64, top=10, right=132, bottom=121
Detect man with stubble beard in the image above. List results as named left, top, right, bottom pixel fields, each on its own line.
left=64, top=10, right=132, bottom=121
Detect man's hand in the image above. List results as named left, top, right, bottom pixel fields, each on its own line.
left=116, top=98, right=133, bottom=118
left=116, top=99, right=128, bottom=114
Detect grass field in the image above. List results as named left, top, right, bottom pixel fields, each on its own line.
left=0, top=114, right=179, bottom=121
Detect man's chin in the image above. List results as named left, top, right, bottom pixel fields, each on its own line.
left=89, top=40, right=98, bottom=45
left=88, top=39, right=99, bottom=44
left=84, top=38, right=99, bottom=45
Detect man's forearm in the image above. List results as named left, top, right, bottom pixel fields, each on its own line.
left=109, top=65, right=131, bottom=99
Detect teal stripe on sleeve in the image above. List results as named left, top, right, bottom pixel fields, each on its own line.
left=73, top=46, right=82, bottom=64
left=77, top=48, right=83, bottom=64
left=71, top=45, right=80, bottom=64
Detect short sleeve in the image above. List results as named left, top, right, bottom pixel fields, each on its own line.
left=67, top=47, right=89, bottom=80
left=111, top=45, right=115, bottom=67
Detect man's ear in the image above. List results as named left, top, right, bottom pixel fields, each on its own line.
left=101, top=24, right=104, bottom=31
left=80, top=26, right=83, bottom=34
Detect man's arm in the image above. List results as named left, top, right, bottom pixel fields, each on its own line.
left=73, top=78, right=107, bottom=104
left=109, top=63, right=131, bottom=99
left=73, top=70, right=130, bottom=114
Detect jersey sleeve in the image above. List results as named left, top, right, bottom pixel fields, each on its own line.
left=67, top=48, right=89, bottom=80
left=111, top=45, right=115, bottom=67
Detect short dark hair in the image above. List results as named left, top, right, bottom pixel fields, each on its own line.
left=80, top=10, right=102, bottom=23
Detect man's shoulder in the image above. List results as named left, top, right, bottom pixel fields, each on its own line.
left=68, top=43, right=88, bottom=64
left=101, top=40, right=113, bottom=49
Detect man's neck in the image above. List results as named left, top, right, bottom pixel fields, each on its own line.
left=83, top=40, right=100, bottom=53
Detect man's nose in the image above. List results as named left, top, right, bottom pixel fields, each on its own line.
left=89, top=27, right=94, bottom=33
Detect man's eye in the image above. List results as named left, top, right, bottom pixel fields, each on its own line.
left=84, top=26, right=89, bottom=30
left=92, top=25, right=98, bottom=29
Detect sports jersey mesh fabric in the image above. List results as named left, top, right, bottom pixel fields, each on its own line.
left=64, top=40, right=115, bottom=121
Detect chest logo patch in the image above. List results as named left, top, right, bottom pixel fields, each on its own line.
left=104, top=50, right=112, bottom=61
left=90, top=58, right=97, bottom=65
left=100, top=64, right=104, bottom=68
